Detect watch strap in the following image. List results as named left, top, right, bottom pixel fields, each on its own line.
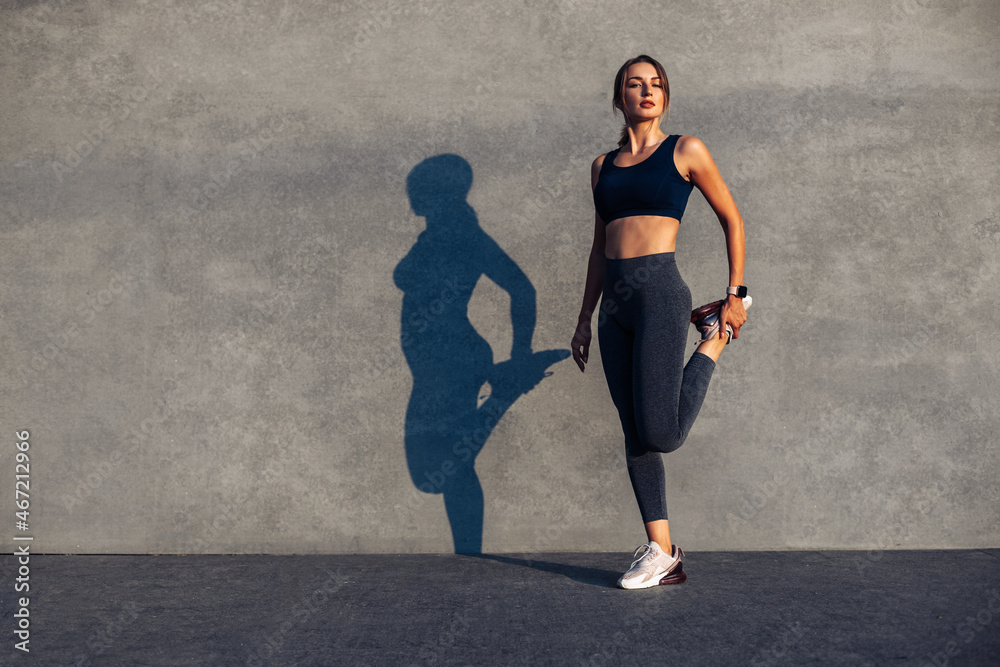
left=726, top=285, right=748, bottom=298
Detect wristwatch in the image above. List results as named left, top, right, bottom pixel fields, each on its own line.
left=726, top=285, right=748, bottom=298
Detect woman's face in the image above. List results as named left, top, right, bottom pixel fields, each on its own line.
left=620, top=61, right=666, bottom=122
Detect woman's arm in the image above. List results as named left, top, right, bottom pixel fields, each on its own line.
left=571, top=155, right=608, bottom=371
left=680, top=136, right=747, bottom=339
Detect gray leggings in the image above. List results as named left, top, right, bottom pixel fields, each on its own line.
left=597, top=252, right=716, bottom=523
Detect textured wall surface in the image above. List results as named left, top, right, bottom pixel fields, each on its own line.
left=2, top=0, right=998, bottom=554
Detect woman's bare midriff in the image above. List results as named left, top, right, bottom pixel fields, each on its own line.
left=604, top=215, right=681, bottom=259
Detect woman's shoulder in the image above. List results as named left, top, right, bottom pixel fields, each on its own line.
left=592, top=145, right=621, bottom=172
left=593, top=147, right=616, bottom=167
left=674, top=134, right=708, bottom=156
left=591, top=150, right=613, bottom=188
left=671, top=135, right=713, bottom=182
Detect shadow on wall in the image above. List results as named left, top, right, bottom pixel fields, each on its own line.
left=393, top=154, right=570, bottom=554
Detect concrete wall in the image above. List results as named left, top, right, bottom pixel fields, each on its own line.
left=2, top=0, right=997, bottom=554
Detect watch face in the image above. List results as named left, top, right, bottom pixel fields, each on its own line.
left=738, top=286, right=748, bottom=298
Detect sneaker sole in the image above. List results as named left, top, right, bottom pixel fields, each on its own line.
left=658, top=562, right=687, bottom=585
left=618, top=562, right=686, bottom=589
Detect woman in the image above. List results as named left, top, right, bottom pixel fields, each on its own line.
left=570, top=55, right=750, bottom=589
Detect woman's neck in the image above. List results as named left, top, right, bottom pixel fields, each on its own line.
left=624, top=122, right=668, bottom=155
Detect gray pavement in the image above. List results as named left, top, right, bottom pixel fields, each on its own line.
left=2, top=549, right=999, bottom=665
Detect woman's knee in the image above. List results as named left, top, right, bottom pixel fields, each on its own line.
left=638, top=426, right=685, bottom=454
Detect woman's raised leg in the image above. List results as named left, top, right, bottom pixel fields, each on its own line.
left=630, top=258, right=716, bottom=455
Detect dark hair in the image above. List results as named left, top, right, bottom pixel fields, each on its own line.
left=612, top=54, right=670, bottom=147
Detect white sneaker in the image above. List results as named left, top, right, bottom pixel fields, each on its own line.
left=691, top=296, right=752, bottom=345
left=617, top=541, right=686, bottom=589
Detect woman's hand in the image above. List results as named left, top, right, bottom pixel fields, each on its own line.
left=719, top=295, right=748, bottom=340
left=571, top=318, right=593, bottom=372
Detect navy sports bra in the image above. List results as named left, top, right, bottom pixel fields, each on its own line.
left=592, top=134, right=694, bottom=225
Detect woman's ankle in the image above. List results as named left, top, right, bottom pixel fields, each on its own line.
left=695, top=336, right=727, bottom=362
